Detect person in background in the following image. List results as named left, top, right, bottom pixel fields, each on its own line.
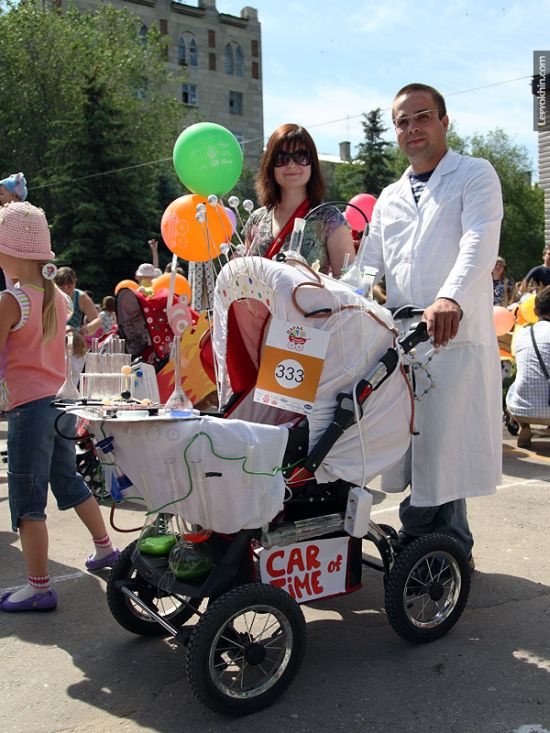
left=357, top=83, right=503, bottom=564
left=0, top=172, right=27, bottom=206
left=135, top=263, right=156, bottom=290
left=82, top=295, right=117, bottom=337
left=523, top=245, right=550, bottom=288
left=0, top=202, right=119, bottom=613
left=148, top=238, right=159, bottom=270
left=0, top=173, right=28, bottom=290
left=70, top=331, right=87, bottom=386
left=244, top=123, right=356, bottom=276
left=506, top=285, right=550, bottom=448
left=492, top=256, right=514, bottom=306
left=54, top=267, right=99, bottom=332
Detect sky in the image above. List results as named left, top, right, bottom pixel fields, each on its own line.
left=216, top=0, right=550, bottom=177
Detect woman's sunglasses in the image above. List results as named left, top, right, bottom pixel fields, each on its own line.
left=274, top=149, right=311, bottom=167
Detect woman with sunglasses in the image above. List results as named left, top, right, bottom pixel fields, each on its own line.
left=244, top=123, right=355, bottom=276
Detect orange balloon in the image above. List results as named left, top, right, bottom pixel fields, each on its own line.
left=160, top=194, right=231, bottom=263
left=493, top=306, right=515, bottom=336
left=114, top=279, right=139, bottom=295
left=151, top=272, right=191, bottom=300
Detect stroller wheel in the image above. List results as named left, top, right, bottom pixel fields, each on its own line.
left=186, top=583, right=306, bottom=716
left=107, top=540, right=199, bottom=636
left=384, top=533, right=471, bottom=643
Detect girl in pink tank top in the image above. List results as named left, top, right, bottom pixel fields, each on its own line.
left=0, top=202, right=119, bottom=613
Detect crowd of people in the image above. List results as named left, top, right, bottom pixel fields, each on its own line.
left=0, top=80, right=549, bottom=614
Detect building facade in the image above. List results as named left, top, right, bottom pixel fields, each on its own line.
left=63, top=0, right=264, bottom=164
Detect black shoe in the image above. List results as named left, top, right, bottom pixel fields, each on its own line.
left=397, top=530, right=416, bottom=547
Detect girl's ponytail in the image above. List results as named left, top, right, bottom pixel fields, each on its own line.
left=42, top=276, right=58, bottom=343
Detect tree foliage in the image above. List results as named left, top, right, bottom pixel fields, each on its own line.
left=468, top=129, right=544, bottom=280
left=0, top=0, right=184, bottom=295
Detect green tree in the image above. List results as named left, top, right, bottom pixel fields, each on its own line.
left=468, top=129, right=544, bottom=281
left=0, top=0, right=184, bottom=294
left=355, top=108, right=395, bottom=196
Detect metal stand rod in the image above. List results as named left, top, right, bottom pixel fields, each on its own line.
left=121, top=585, right=180, bottom=636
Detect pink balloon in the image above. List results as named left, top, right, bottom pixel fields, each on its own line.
left=493, top=306, right=515, bottom=336
left=345, top=193, right=377, bottom=230
left=224, top=206, right=237, bottom=234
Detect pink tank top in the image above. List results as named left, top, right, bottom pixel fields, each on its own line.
left=2, top=285, right=67, bottom=410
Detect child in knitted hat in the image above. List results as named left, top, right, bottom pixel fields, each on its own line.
left=0, top=172, right=28, bottom=205
left=0, top=202, right=119, bottom=613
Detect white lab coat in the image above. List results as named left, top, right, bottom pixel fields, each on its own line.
left=357, top=150, right=503, bottom=506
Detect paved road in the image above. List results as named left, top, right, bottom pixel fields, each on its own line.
left=1, top=421, right=550, bottom=733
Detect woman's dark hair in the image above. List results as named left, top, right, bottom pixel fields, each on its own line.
left=102, top=295, right=116, bottom=312
left=255, top=123, right=325, bottom=208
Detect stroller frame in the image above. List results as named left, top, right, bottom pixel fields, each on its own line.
left=103, top=319, right=471, bottom=716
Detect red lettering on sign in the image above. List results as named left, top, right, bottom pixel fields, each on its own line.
left=292, top=574, right=312, bottom=599
left=266, top=550, right=285, bottom=578
left=306, top=544, right=321, bottom=569
left=287, top=547, right=305, bottom=574
left=311, top=570, right=323, bottom=594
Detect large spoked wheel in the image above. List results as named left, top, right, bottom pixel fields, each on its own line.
left=385, top=533, right=471, bottom=643
left=186, top=583, right=306, bottom=716
left=107, top=540, right=199, bottom=636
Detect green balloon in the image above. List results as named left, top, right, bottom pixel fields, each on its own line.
left=173, top=122, right=243, bottom=196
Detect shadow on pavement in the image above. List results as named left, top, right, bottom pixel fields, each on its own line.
left=2, top=542, right=550, bottom=732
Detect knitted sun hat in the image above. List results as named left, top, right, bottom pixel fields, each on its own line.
left=0, top=202, right=55, bottom=260
left=0, top=172, right=28, bottom=201
left=135, top=262, right=156, bottom=278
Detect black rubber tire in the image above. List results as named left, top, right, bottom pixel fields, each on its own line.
left=107, top=540, right=198, bottom=636
left=186, top=583, right=306, bottom=716
left=385, top=533, right=471, bottom=644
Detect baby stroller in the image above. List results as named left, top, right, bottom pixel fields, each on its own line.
left=81, top=256, right=470, bottom=716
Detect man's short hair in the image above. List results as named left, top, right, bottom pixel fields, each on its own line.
left=535, top=285, right=550, bottom=318
left=393, top=83, right=447, bottom=118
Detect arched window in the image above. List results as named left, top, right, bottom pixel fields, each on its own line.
left=189, top=36, right=198, bottom=67
left=235, top=44, right=244, bottom=77
left=178, top=36, right=186, bottom=65
left=224, top=43, right=234, bottom=74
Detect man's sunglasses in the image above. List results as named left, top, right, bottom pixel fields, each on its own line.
left=274, top=149, right=312, bottom=167
left=393, top=108, right=440, bottom=132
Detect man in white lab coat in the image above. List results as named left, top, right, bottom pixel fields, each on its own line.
left=357, top=83, right=503, bottom=557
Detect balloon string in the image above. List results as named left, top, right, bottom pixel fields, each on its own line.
left=211, top=201, right=234, bottom=245
left=167, top=253, right=178, bottom=309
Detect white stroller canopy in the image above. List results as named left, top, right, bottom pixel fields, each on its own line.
left=213, top=257, right=412, bottom=486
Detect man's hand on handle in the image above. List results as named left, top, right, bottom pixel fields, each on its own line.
left=422, top=298, right=461, bottom=348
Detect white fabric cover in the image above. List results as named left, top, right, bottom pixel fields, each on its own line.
left=81, top=413, right=288, bottom=533
left=213, top=257, right=411, bottom=486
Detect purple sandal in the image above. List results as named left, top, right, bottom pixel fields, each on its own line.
left=85, top=548, right=121, bottom=572
left=0, top=589, right=58, bottom=612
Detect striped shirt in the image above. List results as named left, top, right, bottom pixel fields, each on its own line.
left=409, top=169, right=434, bottom=204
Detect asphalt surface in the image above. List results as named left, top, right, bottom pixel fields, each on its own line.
left=1, top=419, right=550, bottom=733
